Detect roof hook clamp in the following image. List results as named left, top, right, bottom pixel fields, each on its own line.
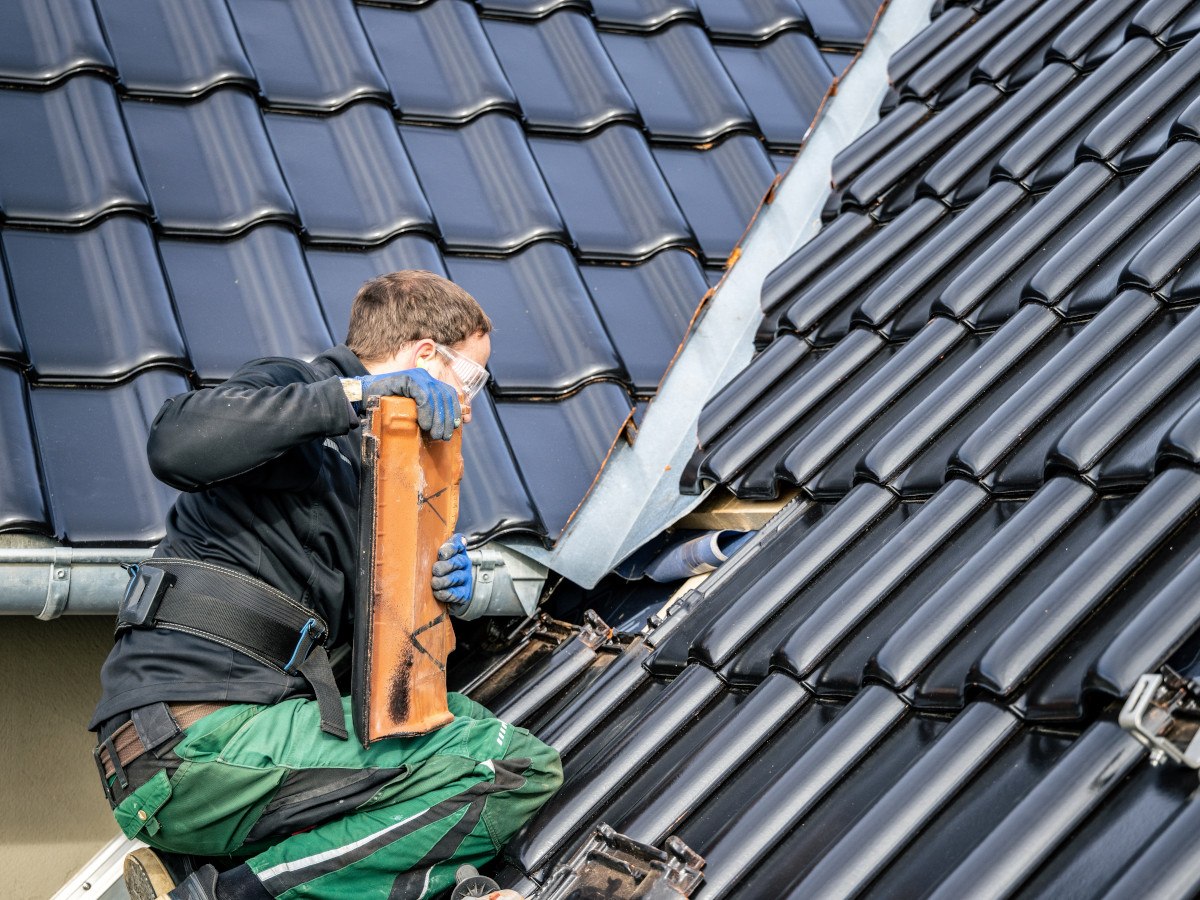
left=1118, top=667, right=1200, bottom=769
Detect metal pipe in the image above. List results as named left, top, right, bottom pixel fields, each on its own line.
left=0, top=547, right=148, bottom=618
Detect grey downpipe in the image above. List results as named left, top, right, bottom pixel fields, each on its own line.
left=0, top=547, right=146, bottom=618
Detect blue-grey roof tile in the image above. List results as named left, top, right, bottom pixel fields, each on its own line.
left=226, top=0, right=389, bottom=111
left=652, top=135, right=777, bottom=265
left=31, top=369, right=186, bottom=543
left=400, top=115, right=566, bottom=252
left=264, top=103, right=435, bottom=244
left=158, top=227, right=332, bottom=382
left=1046, top=0, right=1142, bottom=72
left=0, top=76, right=149, bottom=226
left=496, top=382, right=633, bottom=537
left=797, top=0, right=878, bottom=49
left=95, top=0, right=255, bottom=98
left=580, top=250, right=707, bottom=393
left=122, top=89, right=297, bottom=235
left=1130, top=0, right=1200, bottom=43
left=888, top=4, right=976, bottom=90
left=446, top=242, right=626, bottom=395
left=0, top=366, right=48, bottom=534
left=715, top=32, right=835, bottom=150
left=359, top=0, right=518, bottom=123
left=305, top=235, right=447, bottom=342
left=694, top=0, right=809, bottom=42
left=972, top=0, right=1093, bottom=91
left=529, top=125, right=693, bottom=261
left=599, top=24, right=755, bottom=143
left=0, top=256, right=25, bottom=365
left=459, top=391, right=543, bottom=542
left=483, top=12, right=637, bottom=134
left=589, top=0, right=700, bottom=31
left=474, top=0, right=588, bottom=18
left=0, top=0, right=113, bottom=86
left=4, top=217, right=186, bottom=381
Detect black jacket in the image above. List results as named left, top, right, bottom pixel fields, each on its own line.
left=90, top=345, right=368, bottom=733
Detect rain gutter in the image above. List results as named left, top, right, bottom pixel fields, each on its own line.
left=501, top=0, right=935, bottom=588
left=0, top=543, right=146, bottom=618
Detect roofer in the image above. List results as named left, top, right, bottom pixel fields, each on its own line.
left=89, top=271, right=561, bottom=900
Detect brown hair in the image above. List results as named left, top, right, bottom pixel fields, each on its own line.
left=345, top=270, right=492, bottom=363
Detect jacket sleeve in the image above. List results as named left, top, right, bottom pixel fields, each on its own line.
left=147, top=358, right=358, bottom=492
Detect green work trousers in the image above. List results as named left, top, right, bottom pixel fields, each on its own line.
left=109, top=693, right=562, bottom=899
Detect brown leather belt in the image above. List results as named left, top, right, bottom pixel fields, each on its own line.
left=98, top=702, right=229, bottom=780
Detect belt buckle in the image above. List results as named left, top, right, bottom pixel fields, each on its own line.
left=284, top=618, right=326, bottom=674
left=93, top=737, right=128, bottom=804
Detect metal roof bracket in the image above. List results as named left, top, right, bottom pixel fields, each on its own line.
left=536, top=824, right=705, bottom=899
left=1119, top=668, right=1200, bottom=769
left=38, top=546, right=73, bottom=620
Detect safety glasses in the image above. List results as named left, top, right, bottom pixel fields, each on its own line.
left=434, top=343, right=490, bottom=400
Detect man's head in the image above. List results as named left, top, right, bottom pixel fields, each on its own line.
left=347, top=270, right=492, bottom=417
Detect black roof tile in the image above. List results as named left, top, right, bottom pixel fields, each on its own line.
left=651, top=135, right=776, bottom=265
left=4, top=217, right=187, bottom=381
left=122, top=89, right=296, bottom=235
left=494, top=382, right=633, bottom=536
left=1046, top=0, right=1143, bottom=72
left=157, top=226, right=333, bottom=382
left=1130, top=0, right=1200, bottom=43
left=444, top=242, right=626, bottom=395
left=579, top=251, right=707, bottom=394
left=458, top=391, right=543, bottom=541
left=598, top=24, right=753, bottom=144
left=588, top=0, right=700, bottom=31
left=95, top=0, right=255, bottom=99
left=1166, top=4, right=1200, bottom=47
left=264, top=103, right=434, bottom=244
left=0, top=255, right=26, bottom=365
left=401, top=114, right=566, bottom=252
left=31, top=369, right=186, bottom=543
left=305, top=235, right=447, bottom=340
left=693, top=0, right=809, bottom=43
left=0, top=365, right=48, bottom=534
left=796, top=0, right=878, bottom=49
left=474, top=0, right=588, bottom=18
left=0, top=0, right=113, bottom=86
left=972, top=0, right=1092, bottom=91
left=714, top=32, right=834, bottom=150
left=0, top=76, right=149, bottom=226
left=225, top=0, right=388, bottom=112
left=888, top=4, right=976, bottom=89
left=1160, top=392, right=1200, bottom=469
left=529, top=125, right=693, bottom=261
left=359, top=1, right=518, bottom=123
left=483, top=12, right=637, bottom=134
left=996, top=37, right=1166, bottom=192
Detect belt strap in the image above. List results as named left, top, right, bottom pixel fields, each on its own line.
left=119, top=559, right=348, bottom=740
left=98, top=702, right=228, bottom=781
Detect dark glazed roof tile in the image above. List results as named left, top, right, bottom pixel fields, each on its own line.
left=401, top=115, right=566, bottom=252
left=473, top=0, right=589, bottom=20
left=459, top=391, right=542, bottom=542
left=761, top=210, right=878, bottom=319
left=1123, top=187, right=1200, bottom=295
left=95, top=0, right=255, bottom=98
left=797, top=0, right=879, bottom=49
left=529, top=125, right=693, bottom=261
left=995, top=37, right=1165, bottom=191
left=971, top=0, right=1092, bottom=90
left=305, top=235, right=446, bottom=340
left=1166, top=5, right=1200, bottom=47
left=888, top=5, right=976, bottom=90
left=158, top=227, right=333, bottom=382
left=483, top=12, right=637, bottom=134
left=495, top=382, right=633, bottom=537
left=4, top=218, right=186, bottom=381
left=31, top=369, right=186, bottom=543
left=0, top=258, right=25, bottom=365
left=715, top=32, right=835, bottom=150
left=1046, top=0, right=1143, bottom=72
left=264, top=103, right=434, bottom=244
left=122, top=89, right=296, bottom=235
left=1130, top=0, right=1200, bottom=43
left=652, top=135, right=777, bottom=265
left=693, top=0, right=809, bottom=42
left=589, top=0, right=700, bottom=31
left=0, top=0, right=113, bottom=85
left=580, top=250, right=708, bottom=393
left=445, top=242, right=626, bottom=395
left=599, top=24, right=755, bottom=144
left=1160, top=393, right=1200, bottom=470
left=0, top=77, right=149, bottom=226
left=831, top=100, right=930, bottom=191
left=226, top=0, right=389, bottom=111
left=0, top=366, right=49, bottom=534
left=359, top=1, right=518, bottom=123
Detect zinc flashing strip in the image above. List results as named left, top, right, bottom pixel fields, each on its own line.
left=500, top=0, right=935, bottom=588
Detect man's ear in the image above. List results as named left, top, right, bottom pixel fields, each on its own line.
left=412, top=339, right=438, bottom=369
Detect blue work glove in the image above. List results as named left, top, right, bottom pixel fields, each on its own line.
left=432, top=534, right=473, bottom=613
left=356, top=370, right=462, bottom=441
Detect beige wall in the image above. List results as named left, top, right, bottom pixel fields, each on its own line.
left=0, top=616, right=120, bottom=899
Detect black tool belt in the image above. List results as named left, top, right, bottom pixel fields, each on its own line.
left=117, top=558, right=348, bottom=740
